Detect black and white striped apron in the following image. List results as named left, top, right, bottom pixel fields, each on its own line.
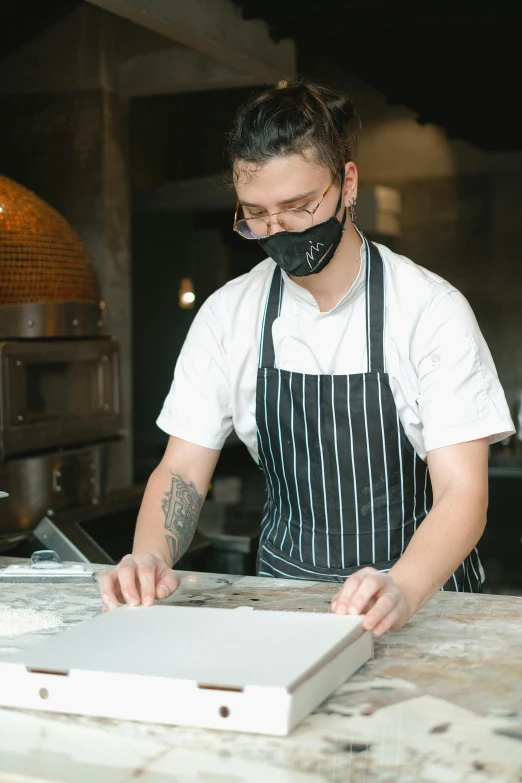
left=256, top=238, right=482, bottom=592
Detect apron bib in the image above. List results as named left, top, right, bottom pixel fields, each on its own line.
left=255, top=238, right=482, bottom=591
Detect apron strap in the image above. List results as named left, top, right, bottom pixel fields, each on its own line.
left=365, top=237, right=386, bottom=373
left=259, top=265, right=283, bottom=369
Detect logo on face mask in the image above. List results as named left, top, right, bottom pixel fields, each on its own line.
left=306, top=241, right=324, bottom=268
left=306, top=241, right=336, bottom=271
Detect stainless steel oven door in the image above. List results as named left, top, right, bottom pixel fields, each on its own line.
left=0, top=443, right=107, bottom=542
left=0, top=339, right=122, bottom=458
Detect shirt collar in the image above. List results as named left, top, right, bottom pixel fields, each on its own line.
left=281, top=232, right=367, bottom=315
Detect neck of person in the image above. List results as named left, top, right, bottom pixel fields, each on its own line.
left=288, top=221, right=363, bottom=313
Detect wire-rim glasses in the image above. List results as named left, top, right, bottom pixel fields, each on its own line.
left=233, top=171, right=341, bottom=239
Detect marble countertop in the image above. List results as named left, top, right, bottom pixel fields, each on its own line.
left=0, top=555, right=521, bottom=782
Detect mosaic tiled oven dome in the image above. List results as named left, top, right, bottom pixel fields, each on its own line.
left=0, top=175, right=100, bottom=305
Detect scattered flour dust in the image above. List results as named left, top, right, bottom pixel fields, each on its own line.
left=0, top=604, right=64, bottom=637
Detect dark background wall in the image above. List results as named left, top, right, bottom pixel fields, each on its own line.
left=385, top=166, right=522, bottom=426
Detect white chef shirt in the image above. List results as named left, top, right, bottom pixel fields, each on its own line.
left=157, top=241, right=514, bottom=462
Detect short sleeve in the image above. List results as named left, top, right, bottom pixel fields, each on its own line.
left=156, top=289, right=233, bottom=450
left=412, top=290, right=514, bottom=452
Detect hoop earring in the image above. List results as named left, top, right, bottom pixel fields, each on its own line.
left=349, top=197, right=357, bottom=223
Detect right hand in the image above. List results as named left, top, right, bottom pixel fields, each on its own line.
left=98, top=553, right=180, bottom=612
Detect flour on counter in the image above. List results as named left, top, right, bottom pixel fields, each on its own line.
left=0, top=605, right=64, bottom=637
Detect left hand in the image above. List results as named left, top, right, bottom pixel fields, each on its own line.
left=331, top=568, right=411, bottom=636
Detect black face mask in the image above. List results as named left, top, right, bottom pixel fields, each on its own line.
left=256, top=187, right=346, bottom=277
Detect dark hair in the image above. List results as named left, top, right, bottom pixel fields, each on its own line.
left=227, top=78, right=360, bottom=179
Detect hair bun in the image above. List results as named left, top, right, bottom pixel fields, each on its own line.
left=227, top=77, right=360, bottom=175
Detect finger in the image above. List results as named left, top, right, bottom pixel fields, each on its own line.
left=98, top=570, right=120, bottom=612
left=99, top=568, right=125, bottom=604
left=333, top=570, right=382, bottom=615
left=333, top=591, right=377, bottom=614
left=361, top=592, right=398, bottom=632
left=331, top=573, right=366, bottom=614
left=155, top=568, right=180, bottom=600
left=330, top=589, right=343, bottom=611
left=136, top=563, right=157, bottom=606
left=112, top=581, right=125, bottom=605
left=117, top=560, right=142, bottom=606
left=372, top=606, right=402, bottom=637
left=341, top=573, right=386, bottom=616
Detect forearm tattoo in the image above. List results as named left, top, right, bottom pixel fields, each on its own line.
left=162, top=473, right=203, bottom=565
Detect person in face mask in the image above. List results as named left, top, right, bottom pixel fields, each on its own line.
left=236, top=166, right=347, bottom=277
left=231, top=81, right=356, bottom=287
left=99, top=80, right=514, bottom=638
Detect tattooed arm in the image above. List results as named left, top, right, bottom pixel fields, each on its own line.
left=133, top=436, right=220, bottom=566
left=161, top=473, right=203, bottom=565
left=98, top=436, right=219, bottom=610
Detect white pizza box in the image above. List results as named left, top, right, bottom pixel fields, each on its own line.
left=0, top=605, right=373, bottom=736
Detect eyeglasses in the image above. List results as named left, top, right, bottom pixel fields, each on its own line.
left=233, top=172, right=341, bottom=239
